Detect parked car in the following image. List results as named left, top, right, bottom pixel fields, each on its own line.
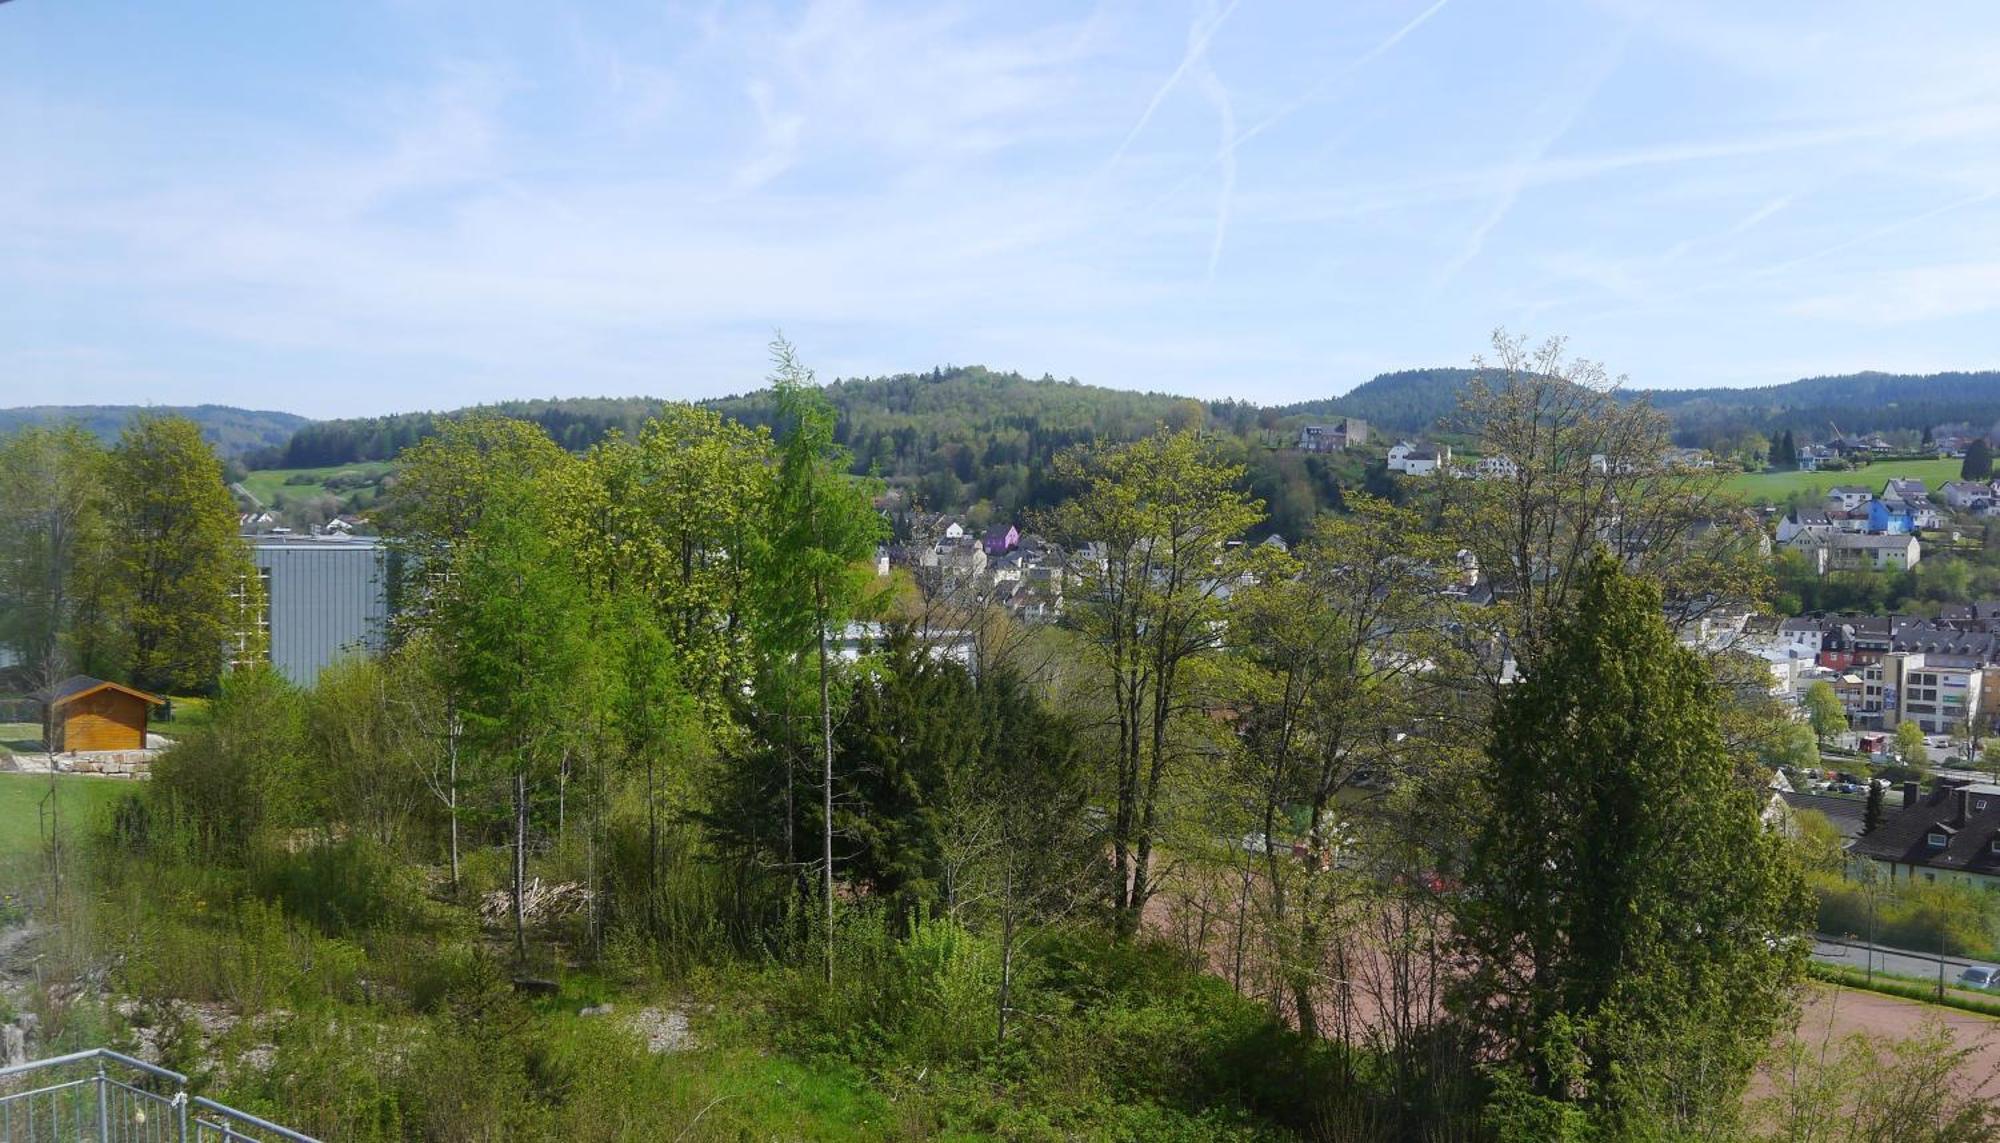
left=1958, top=966, right=1998, bottom=990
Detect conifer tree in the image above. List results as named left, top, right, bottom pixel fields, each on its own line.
left=753, top=337, right=886, bottom=981
left=1963, top=439, right=1992, bottom=480
left=1458, top=553, right=1811, bottom=1134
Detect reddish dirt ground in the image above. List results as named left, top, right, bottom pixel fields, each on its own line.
left=1779, top=982, right=2000, bottom=1095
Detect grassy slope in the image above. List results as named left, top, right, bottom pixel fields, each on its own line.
left=238, top=462, right=393, bottom=508
left=1722, top=458, right=1964, bottom=503
left=0, top=773, right=130, bottom=862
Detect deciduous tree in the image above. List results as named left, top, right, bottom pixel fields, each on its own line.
left=1805, top=680, right=1848, bottom=745
left=108, top=415, right=260, bottom=693
left=1045, top=429, right=1263, bottom=936
left=0, top=424, right=111, bottom=678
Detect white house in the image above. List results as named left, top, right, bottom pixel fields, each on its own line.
left=1825, top=485, right=1873, bottom=513
left=1388, top=441, right=1449, bottom=476
left=1475, top=455, right=1518, bottom=479
left=1775, top=507, right=1838, bottom=546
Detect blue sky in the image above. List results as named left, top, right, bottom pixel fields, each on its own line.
left=6, top=1, right=2000, bottom=418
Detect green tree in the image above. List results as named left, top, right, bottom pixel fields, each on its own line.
left=1963, top=439, right=1993, bottom=480
left=1863, top=781, right=1885, bottom=835
left=1045, top=429, right=1264, bottom=936
left=752, top=337, right=887, bottom=980
left=1761, top=719, right=1821, bottom=772
left=577, top=406, right=774, bottom=723
left=1457, top=554, right=1811, bottom=1134
left=1804, top=680, right=1848, bottom=745
left=383, top=413, right=572, bottom=619
left=439, top=478, right=593, bottom=957
left=1438, top=333, right=1767, bottom=681
left=108, top=415, right=261, bottom=693
left=151, top=665, right=307, bottom=859
left=1231, top=495, right=1453, bottom=1038
left=0, top=424, right=112, bottom=679
left=1896, top=720, right=1930, bottom=768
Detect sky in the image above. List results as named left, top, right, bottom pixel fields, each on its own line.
left=6, top=1, right=2000, bottom=418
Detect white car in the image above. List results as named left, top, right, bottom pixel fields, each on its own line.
left=1959, top=965, right=1998, bottom=990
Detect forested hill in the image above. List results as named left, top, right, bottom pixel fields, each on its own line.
left=1275, top=368, right=1481, bottom=433
left=253, top=397, right=671, bottom=467
left=709, top=366, right=1264, bottom=513
left=1280, top=367, right=2000, bottom=443
left=0, top=404, right=307, bottom=456
left=1644, top=371, right=2000, bottom=442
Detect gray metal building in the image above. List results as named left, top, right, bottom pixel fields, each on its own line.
left=249, top=536, right=392, bottom=686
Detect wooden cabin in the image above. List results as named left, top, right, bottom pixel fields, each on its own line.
left=31, top=676, right=163, bottom=753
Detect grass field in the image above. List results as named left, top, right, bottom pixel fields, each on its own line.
left=0, top=773, right=130, bottom=861
left=237, top=461, right=394, bottom=509
left=1722, top=458, right=1963, bottom=503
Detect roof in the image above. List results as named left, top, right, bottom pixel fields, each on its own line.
left=28, top=675, right=164, bottom=708
left=1777, top=791, right=1869, bottom=840
left=1836, top=533, right=1918, bottom=549
left=1852, top=782, right=2000, bottom=872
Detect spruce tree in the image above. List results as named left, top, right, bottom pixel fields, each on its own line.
left=1963, top=439, right=1993, bottom=480
left=1862, top=781, right=1884, bottom=835
left=1458, top=553, right=1812, bottom=1134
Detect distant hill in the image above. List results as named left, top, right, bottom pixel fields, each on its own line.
left=1275, top=368, right=2000, bottom=446
left=1641, top=371, right=2000, bottom=444
left=258, top=397, right=671, bottom=468
left=0, top=404, right=308, bottom=457
left=708, top=366, right=1260, bottom=513
left=1274, top=369, right=1482, bottom=434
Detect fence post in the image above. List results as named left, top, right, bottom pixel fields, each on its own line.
left=96, top=1056, right=111, bottom=1143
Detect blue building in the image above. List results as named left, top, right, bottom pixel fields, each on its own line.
left=1866, top=500, right=1914, bottom=534
left=248, top=536, right=393, bottom=686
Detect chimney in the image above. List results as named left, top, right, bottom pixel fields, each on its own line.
left=1960, top=788, right=1975, bottom=826
left=1904, top=781, right=1919, bottom=808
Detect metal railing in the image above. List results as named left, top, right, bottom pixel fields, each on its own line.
left=0, top=1048, right=317, bottom=1142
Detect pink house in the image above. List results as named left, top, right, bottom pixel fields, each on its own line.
left=983, top=524, right=1019, bottom=556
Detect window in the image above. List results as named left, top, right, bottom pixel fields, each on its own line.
left=1981, top=800, right=1990, bottom=812
left=1927, top=872, right=1939, bottom=883
left=1930, top=832, right=1949, bottom=849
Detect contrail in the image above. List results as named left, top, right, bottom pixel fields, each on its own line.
left=1137, top=0, right=1451, bottom=212
left=1098, top=0, right=1244, bottom=180
left=1191, top=36, right=1238, bottom=278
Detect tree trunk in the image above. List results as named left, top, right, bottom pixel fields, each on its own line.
left=647, top=752, right=660, bottom=935
left=997, top=863, right=1016, bottom=1047
left=513, top=770, right=527, bottom=960
left=447, top=707, right=462, bottom=893
left=819, top=612, right=836, bottom=986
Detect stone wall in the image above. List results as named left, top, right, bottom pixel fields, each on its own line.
left=63, top=749, right=156, bottom=778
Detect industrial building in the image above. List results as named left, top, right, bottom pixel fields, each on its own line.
left=248, top=535, right=393, bottom=686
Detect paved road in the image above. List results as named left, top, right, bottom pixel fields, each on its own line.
left=1814, top=934, right=1997, bottom=988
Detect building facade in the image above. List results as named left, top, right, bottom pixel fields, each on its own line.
left=249, top=536, right=393, bottom=687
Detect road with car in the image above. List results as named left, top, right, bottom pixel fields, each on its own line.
left=1813, top=934, right=2000, bottom=992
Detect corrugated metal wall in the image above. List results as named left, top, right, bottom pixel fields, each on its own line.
left=250, top=540, right=390, bottom=686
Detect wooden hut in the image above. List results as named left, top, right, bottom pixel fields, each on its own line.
left=31, top=676, right=163, bottom=753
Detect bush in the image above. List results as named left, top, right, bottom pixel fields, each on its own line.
left=1812, top=872, right=2000, bottom=958
left=248, top=837, right=429, bottom=938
